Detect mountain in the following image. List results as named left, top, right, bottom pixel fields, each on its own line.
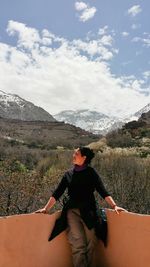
left=1, top=89, right=149, bottom=136
left=54, top=104, right=150, bottom=135
left=88, top=109, right=150, bottom=151
left=0, top=90, right=55, bottom=122
left=139, top=110, right=150, bottom=124
left=127, top=103, right=150, bottom=122
left=54, top=109, right=122, bottom=135
left=124, top=110, right=150, bottom=131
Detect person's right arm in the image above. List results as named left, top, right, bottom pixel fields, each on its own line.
left=35, top=172, right=68, bottom=214
left=35, top=196, right=56, bottom=214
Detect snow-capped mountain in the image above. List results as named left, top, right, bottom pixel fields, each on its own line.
left=54, top=109, right=123, bottom=135
left=54, top=104, right=150, bottom=135
left=1, top=89, right=149, bottom=135
left=133, top=103, right=150, bottom=119
left=0, top=90, right=55, bottom=121
left=125, top=103, right=150, bottom=122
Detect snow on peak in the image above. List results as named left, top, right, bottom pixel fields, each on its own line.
left=0, top=90, right=24, bottom=108
left=54, top=109, right=122, bottom=135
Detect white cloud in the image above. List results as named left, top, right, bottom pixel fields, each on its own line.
left=143, top=71, right=150, bottom=80
left=132, top=36, right=150, bottom=48
left=7, top=20, right=41, bottom=49
left=75, top=2, right=97, bottom=22
left=75, top=1, right=87, bottom=11
left=128, top=5, right=142, bottom=17
left=122, top=32, right=129, bottom=37
left=98, top=26, right=108, bottom=36
left=80, top=7, right=97, bottom=22
left=131, top=79, right=145, bottom=91
left=0, top=20, right=149, bottom=118
left=72, top=34, right=115, bottom=60
left=142, top=38, right=150, bottom=48
left=100, top=35, right=113, bottom=46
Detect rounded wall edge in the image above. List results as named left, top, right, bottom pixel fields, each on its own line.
left=0, top=210, right=150, bottom=267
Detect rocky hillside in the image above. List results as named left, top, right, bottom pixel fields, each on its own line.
left=0, top=90, right=55, bottom=122
left=0, top=117, right=99, bottom=149
left=88, top=109, right=150, bottom=153
left=139, top=110, right=150, bottom=124
left=132, top=103, right=150, bottom=121
left=123, top=110, right=150, bottom=132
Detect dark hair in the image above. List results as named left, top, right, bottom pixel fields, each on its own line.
left=79, top=146, right=95, bottom=165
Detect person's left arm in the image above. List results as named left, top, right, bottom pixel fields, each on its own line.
left=104, top=195, right=127, bottom=214
left=93, top=168, right=127, bottom=214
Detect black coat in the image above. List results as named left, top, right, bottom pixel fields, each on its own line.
left=48, top=166, right=109, bottom=246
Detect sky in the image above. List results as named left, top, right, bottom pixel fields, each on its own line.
left=0, top=0, right=150, bottom=118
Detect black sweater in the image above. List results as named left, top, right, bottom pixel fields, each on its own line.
left=52, top=166, right=110, bottom=206
left=49, top=166, right=110, bottom=243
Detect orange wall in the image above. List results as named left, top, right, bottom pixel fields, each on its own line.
left=0, top=210, right=150, bottom=267
left=95, top=210, right=150, bottom=267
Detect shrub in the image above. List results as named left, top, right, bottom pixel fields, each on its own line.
left=106, top=131, right=135, bottom=148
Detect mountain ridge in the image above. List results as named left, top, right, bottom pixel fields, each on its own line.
left=54, top=109, right=122, bottom=135
left=1, top=90, right=150, bottom=135
left=54, top=104, right=150, bottom=135
left=0, top=90, right=55, bottom=122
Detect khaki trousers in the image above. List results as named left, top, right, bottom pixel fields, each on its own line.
left=66, top=208, right=98, bottom=267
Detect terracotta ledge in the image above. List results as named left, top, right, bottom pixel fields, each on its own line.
left=0, top=210, right=150, bottom=267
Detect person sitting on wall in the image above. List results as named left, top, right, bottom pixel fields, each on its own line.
left=35, top=147, right=126, bottom=267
